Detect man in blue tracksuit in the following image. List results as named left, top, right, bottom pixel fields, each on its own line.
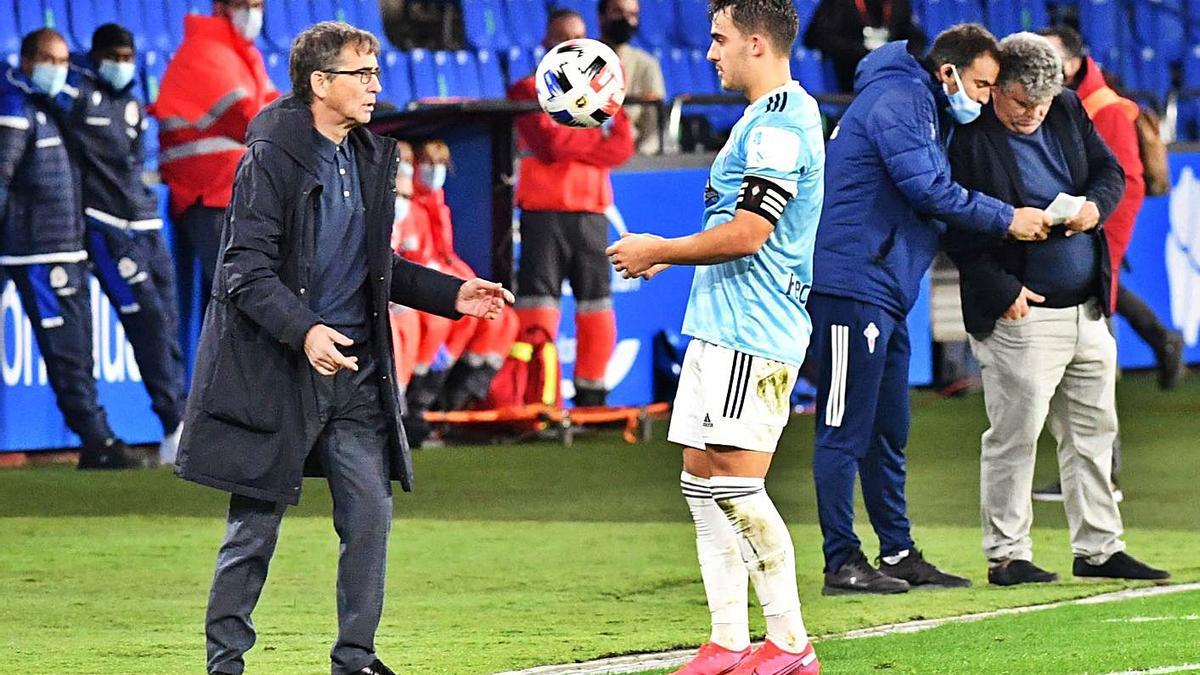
left=62, top=24, right=187, bottom=463
left=809, top=24, right=1052, bottom=594
left=0, top=29, right=143, bottom=469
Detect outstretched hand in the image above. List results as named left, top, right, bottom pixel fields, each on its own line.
left=456, top=278, right=514, bottom=320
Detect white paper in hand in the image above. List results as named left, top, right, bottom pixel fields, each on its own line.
left=1045, top=192, right=1086, bottom=225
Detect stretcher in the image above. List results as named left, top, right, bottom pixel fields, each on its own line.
left=423, top=402, right=671, bottom=446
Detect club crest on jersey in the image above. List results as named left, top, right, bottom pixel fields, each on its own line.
left=49, top=266, right=68, bottom=289
left=864, top=322, right=880, bottom=354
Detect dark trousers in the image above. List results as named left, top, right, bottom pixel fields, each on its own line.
left=177, top=203, right=225, bottom=308
left=515, top=210, right=612, bottom=308
left=205, top=351, right=393, bottom=675
left=5, top=261, right=114, bottom=447
left=86, top=223, right=186, bottom=433
left=809, top=292, right=915, bottom=572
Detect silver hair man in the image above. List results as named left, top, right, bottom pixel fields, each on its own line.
left=997, top=32, right=1064, bottom=101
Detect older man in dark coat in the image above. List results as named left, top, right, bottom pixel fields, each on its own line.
left=944, top=32, right=1167, bottom=589
left=175, top=22, right=511, bottom=675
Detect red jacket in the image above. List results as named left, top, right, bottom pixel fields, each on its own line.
left=394, top=185, right=474, bottom=279
left=154, top=15, right=278, bottom=216
left=1076, top=56, right=1143, bottom=310
left=508, top=76, right=634, bottom=214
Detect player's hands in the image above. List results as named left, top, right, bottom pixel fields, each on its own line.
left=607, top=232, right=663, bottom=278
left=304, top=325, right=358, bottom=376
left=1002, top=286, right=1046, bottom=321
left=1063, top=200, right=1100, bottom=236
left=455, top=278, right=514, bottom=320
left=638, top=263, right=672, bottom=280
left=1008, top=207, right=1052, bottom=241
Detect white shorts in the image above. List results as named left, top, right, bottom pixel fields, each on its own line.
left=667, top=339, right=798, bottom=453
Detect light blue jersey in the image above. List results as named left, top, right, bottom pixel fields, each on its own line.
left=680, top=81, right=825, bottom=366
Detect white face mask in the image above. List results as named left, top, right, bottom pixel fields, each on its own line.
left=231, top=7, right=264, bottom=41
left=394, top=195, right=411, bottom=222
left=419, top=163, right=447, bottom=190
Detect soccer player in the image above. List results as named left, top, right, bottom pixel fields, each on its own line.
left=607, top=1, right=822, bottom=672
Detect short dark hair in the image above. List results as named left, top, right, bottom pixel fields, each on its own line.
left=927, top=23, right=999, bottom=71
left=20, top=28, right=66, bottom=61
left=1037, top=24, right=1084, bottom=60
left=547, top=8, right=583, bottom=27
left=91, top=23, right=135, bottom=54
left=708, top=0, right=799, bottom=55
left=289, top=21, right=381, bottom=103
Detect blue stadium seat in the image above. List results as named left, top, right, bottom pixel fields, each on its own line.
left=15, top=1, right=76, bottom=51
left=477, top=49, right=506, bottom=98
left=381, top=50, right=413, bottom=107
left=1135, top=0, right=1185, bottom=63
left=661, top=48, right=693, bottom=99
left=140, top=49, right=168, bottom=103
left=463, top=0, right=510, bottom=50
left=308, top=0, right=353, bottom=24
left=792, top=48, right=827, bottom=95
left=986, top=0, right=1049, bottom=38
left=686, top=49, right=717, bottom=93
left=674, top=0, right=710, bottom=49
left=262, top=50, right=290, bottom=93
left=76, top=0, right=123, bottom=49
left=142, top=116, right=160, bottom=172
left=116, top=0, right=172, bottom=53
left=504, top=0, right=548, bottom=48
left=446, top=50, right=481, bottom=97
left=409, top=48, right=441, bottom=99
left=1133, top=45, right=1171, bottom=104
left=794, top=0, right=821, bottom=35
left=346, top=0, right=388, bottom=43
left=548, top=0, right=599, bottom=38
left=40, top=0, right=80, bottom=50
left=631, top=0, right=672, bottom=50
left=1078, top=0, right=1124, bottom=63
left=263, top=1, right=300, bottom=53
left=1184, top=43, right=1200, bottom=89
left=161, top=0, right=202, bottom=48
left=0, top=2, right=21, bottom=57
left=504, top=45, right=542, bottom=85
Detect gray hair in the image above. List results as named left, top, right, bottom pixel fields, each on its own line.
left=997, top=32, right=1063, bottom=101
left=289, top=21, right=381, bottom=103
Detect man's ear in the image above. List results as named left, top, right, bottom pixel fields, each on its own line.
left=309, top=71, right=326, bottom=100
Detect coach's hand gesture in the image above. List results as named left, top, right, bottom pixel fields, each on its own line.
left=304, top=325, right=359, bottom=375
left=1008, top=207, right=1052, bottom=241
left=456, top=278, right=514, bottom=320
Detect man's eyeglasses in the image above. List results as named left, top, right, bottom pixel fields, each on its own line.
left=323, top=68, right=382, bottom=85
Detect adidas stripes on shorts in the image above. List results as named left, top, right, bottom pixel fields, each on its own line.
left=667, top=339, right=798, bottom=453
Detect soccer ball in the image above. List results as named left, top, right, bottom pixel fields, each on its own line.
left=535, top=38, right=627, bottom=128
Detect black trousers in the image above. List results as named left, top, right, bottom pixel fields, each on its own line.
left=86, top=223, right=186, bottom=433
left=5, top=261, right=114, bottom=447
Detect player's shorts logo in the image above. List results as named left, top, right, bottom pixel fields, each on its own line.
left=864, top=322, right=880, bottom=354
left=757, top=366, right=791, bottom=416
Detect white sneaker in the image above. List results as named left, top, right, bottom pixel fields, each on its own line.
left=158, top=424, right=182, bottom=465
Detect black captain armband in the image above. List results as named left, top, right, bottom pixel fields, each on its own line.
left=736, top=175, right=795, bottom=226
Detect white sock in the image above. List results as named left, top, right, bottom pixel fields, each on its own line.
left=681, top=471, right=750, bottom=651
left=710, top=475, right=809, bottom=653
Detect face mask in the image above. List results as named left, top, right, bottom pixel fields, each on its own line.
left=98, top=60, right=136, bottom=91
left=31, top=63, right=68, bottom=97
left=231, top=7, right=264, bottom=41
left=394, top=195, right=411, bottom=222
left=419, top=163, right=447, bottom=190
left=942, top=64, right=981, bottom=125
left=398, top=161, right=414, bottom=178
left=603, top=17, right=637, bottom=45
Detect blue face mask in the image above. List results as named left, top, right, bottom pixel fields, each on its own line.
left=31, top=63, right=68, bottom=97
left=943, top=65, right=982, bottom=125
left=98, top=60, right=136, bottom=91
left=419, top=163, right=447, bottom=190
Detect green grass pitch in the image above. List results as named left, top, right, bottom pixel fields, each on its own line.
left=1, top=373, right=1197, bottom=673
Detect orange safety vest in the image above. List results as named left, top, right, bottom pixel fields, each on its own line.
left=153, top=15, right=278, bottom=216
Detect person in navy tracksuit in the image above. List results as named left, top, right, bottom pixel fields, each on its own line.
left=62, top=24, right=187, bottom=463
left=809, top=24, right=1052, bottom=594
left=0, top=28, right=143, bottom=469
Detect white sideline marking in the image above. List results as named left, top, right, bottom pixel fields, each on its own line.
left=1102, top=665, right=1200, bottom=675
left=1103, top=615, right=1200, bottom=623
left=498, top=583, right=1200, bottom=675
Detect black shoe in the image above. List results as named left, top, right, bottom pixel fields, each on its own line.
left=823, top=549, right=910, bottom=595
left=987, top=559, right=1058, bottom=586
left=1074, top=551, right=1170, bottom=581
left=1032, top=480, right=1064, bottom=502
left=879, top=548, right=972, bottom=589
left=77, top=439, right=147, bottom=470
left=351, top=659, right=396, bottom=675
left=572, top=386, right=608, bottom=407
left=1156, top=330, right=1186, bottom=390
